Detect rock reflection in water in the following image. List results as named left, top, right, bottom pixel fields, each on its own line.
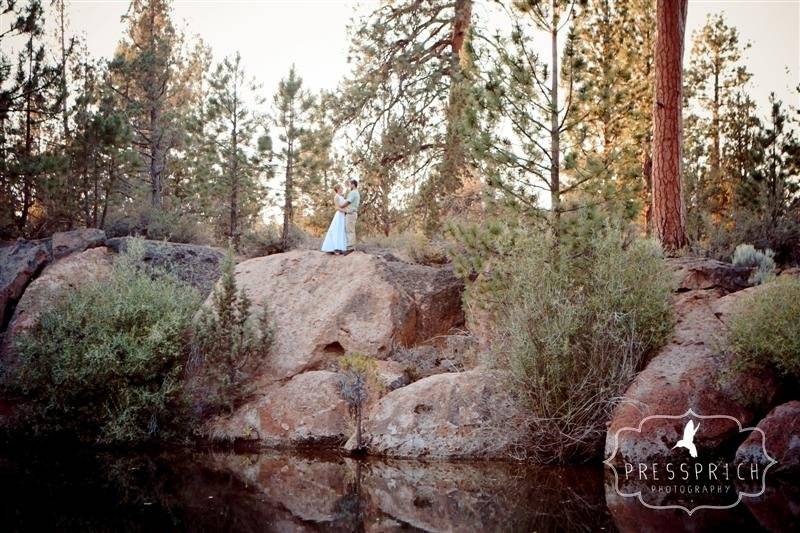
left=208, top=451, right=612, bottom=532
left=0, top=448, right=612, bottom=532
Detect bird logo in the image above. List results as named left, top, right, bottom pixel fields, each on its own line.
left=673, top=419, right=700, bottom=458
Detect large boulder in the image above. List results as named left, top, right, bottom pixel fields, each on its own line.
left=50, top=228, right=106, bottom=259
left=0, top=240, right=50, bottom=328
left=358, top=368, right=525, bottom=458
left=2, top=229, right=107, bottom=329
left=1, top=247, right=114, bottom=355
left=605, top=283, right=782, bottom=462
left=207, top=370, right=349, bottom=447
left=220, top=250, right=464, bottom=383
left=736, top=401, right=800, bottom=474
left=106, top=237, right=224, bottom=295
left=667, top=256, right=752, bottom=293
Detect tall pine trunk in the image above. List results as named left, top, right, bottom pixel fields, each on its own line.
left=19, top=40, right=35, bottom=233
left=549, top=1, right=561, bottom=239
left=442, top=0, right=472, bottom=182
left=229, top=68, right=240, bottom=250
left=146, top=5, right=163, bottom=210
left=282, top=111, right=295, bottom=248
left=425, top=0, right=472, bottom=235
left=652, top=0, right=688, bottom=251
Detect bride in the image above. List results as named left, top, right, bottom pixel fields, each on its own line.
left=320, top=184, right=348, bottom=254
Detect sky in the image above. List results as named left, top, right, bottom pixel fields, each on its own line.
left=3, top=0, right=795, bottom=117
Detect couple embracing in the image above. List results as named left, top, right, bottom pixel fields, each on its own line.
left=320, top=179, right=360, bottom=255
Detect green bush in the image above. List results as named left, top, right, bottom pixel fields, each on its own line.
left=728, top=276, right=800, bottom=379
left=190, top=252, right=274, bottom=414
left=732, top=244, right=776, bottom=285
left=1, top=239, right=201, bottom=444
left=455, top=225, right=674, bottom=463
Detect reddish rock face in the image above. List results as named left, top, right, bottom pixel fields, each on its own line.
left=605, top=282, right=781, bottom=463
left=360, top=368, right=526, bottom=459
left=212, top=250, right=464, bottom=384
left=667, top=256, right=752, bottom=293
left=1, top=230, right=108, bottom=329
left=736, top=401, right=800, bottom=474
left=0, top=240, right=50, bottom=328
left=3, top=247, right=114, bottom=343
left=207, top=370, right=350, bottom=447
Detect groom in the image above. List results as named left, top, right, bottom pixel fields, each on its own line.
left=340, top=179, right=360, bottom=252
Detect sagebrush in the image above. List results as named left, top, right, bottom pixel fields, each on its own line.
left=453, top=224, right=674, bottom=463
left=732, top=243, right=776, bottom=285
left=1, top=239, right=201, bottom=444
left=728, top=276, right=800, bottom=379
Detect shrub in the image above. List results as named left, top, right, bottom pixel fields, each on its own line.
left=337, top=353, right=379, bottom=450
left=728, top=276, right=800, bottom=379
left=698, top=209, right=800, bottom=266
left=239, top=222, right=314, bottom=257
left=105, top=206, right=214, bottom=245
left=1, top=239, right=201, bottom=444
left=359, top=231, right=450, bottom=265
left=732, top=244, right=776, bottom=285
left=455, top=225, right=674, bottom=463
left=190, top=252, right=274, bottom=414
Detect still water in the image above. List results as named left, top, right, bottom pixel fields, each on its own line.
left=0, top=448, right=796, bottom=532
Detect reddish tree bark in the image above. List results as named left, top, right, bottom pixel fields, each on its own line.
left=652, top=0, right=689, bottom=251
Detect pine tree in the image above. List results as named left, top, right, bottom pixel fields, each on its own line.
left=108, top=0, right=200, bottom=211
left=685, top=13, right=752, bottom=222
left=340, top=0, right=478, bottom=235
left=8, top=0, right=60, bottom=235
left=752, top=95, right=800, bottom=225
left=271, top=65, right=314, bottom=248
left=203, top=52, right=271, bottom=250
left=651, top=0, right=689, bottom=251
left=477, top=0, right=584, bottom=240
left=569, top=0, right=656, bottom=228
left=67, top=57, right=136, bottom=228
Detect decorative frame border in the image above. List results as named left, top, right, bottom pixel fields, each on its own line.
left=603, top=408, right=777, bottom=515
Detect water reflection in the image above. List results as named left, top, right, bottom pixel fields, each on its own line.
left=0, top=448, right=796, bottom=531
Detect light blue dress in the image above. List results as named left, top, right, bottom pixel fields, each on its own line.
left=320, top=194, right=348, bottom=252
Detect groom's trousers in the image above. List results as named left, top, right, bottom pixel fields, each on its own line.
left=345, top=211, right=358, bottom=249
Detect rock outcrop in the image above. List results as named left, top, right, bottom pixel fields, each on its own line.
left=606, top=267, right=782, bottom=463
left=736, top=400, right=800, bottom=474
left=204, top=250, right=466, bottom=448
left=1, top=229, right=108, bottom=328
left=50, top=228, right=106, bottom=259
left=357, top=368, right=525, bottom=458
left=216, top=250, right=464, bottom=383
left=207, top=371, right=349, bottom=447
left=1, top=247, right=114, bottom=356
left=667, top=256, right=752, bottom=293
left=106, top=237, right=224, bottom=295
left=0, top=240, right=50, bottom=328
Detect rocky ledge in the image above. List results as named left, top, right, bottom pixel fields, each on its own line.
left=2, top=231, right=797, bottom=463
left=606, top=258, right=797, bottom=469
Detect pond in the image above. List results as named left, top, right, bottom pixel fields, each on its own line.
left=0, top=448, right=796, bottom=532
